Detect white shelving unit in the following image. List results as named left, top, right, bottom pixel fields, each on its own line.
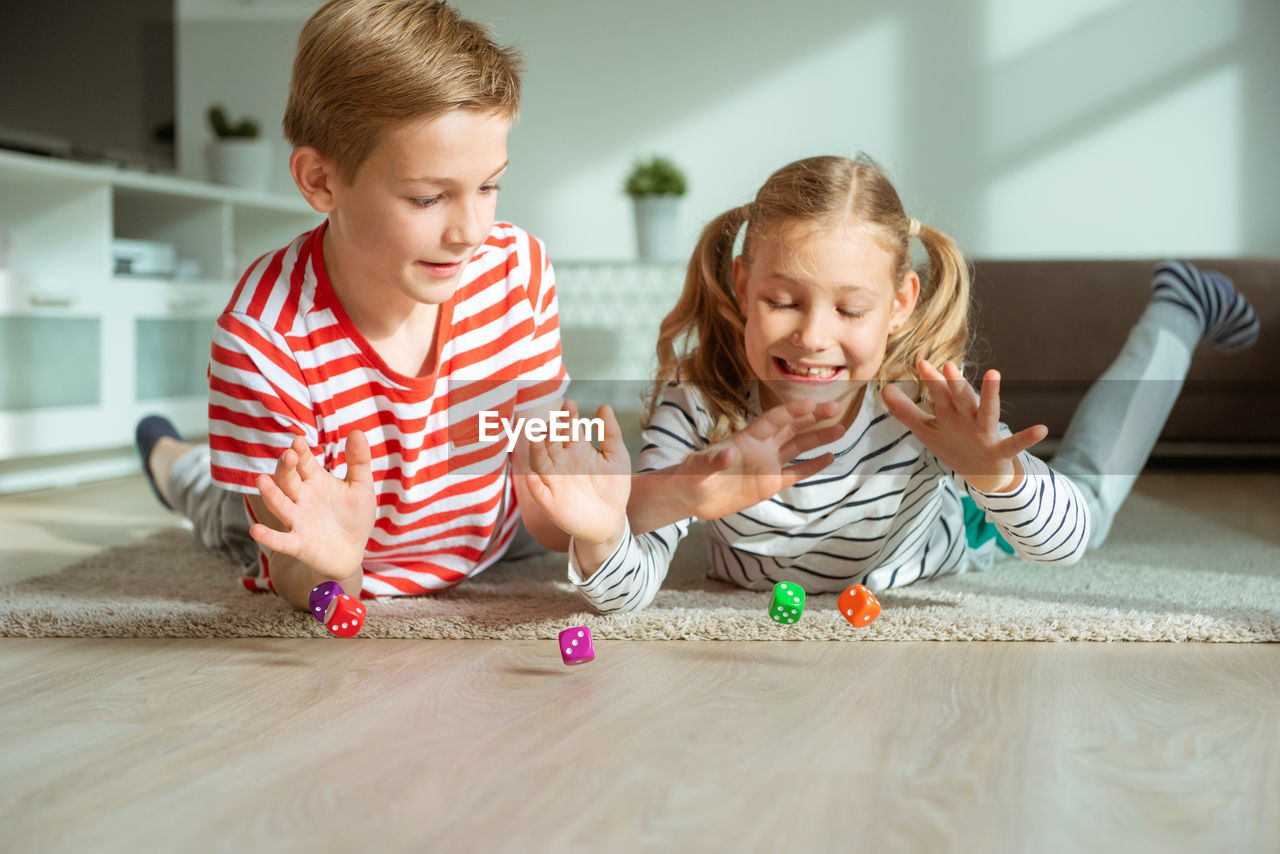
left=554, top=261, right=686, bottom=417
left=0, top=148, right=321, bottom=492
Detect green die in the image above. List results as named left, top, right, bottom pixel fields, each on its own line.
left=769, top=582, right=805, bottom=624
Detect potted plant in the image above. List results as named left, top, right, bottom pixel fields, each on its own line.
left=624, top=155, right=687, bottom=262
left=205, top=104, right=271, bottom=191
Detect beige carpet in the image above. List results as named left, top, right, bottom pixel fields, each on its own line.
left=1, top=490, right=1277, bottom=641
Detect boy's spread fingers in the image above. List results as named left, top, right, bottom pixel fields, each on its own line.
left=248, top=522, right=283, bottom=552
left=291, top=435, right=310, bottom=465
left=251, top=525, right=299, bottom=558
left=255, top=474, right=296, bottom=528
left=599, top=404, right=629, bottom=458
left=255, top=470, right=279, bottom=500
left=346, top=429, right=371, bottom=463
left=273, top=448, right=296, bottom=478
left=274, top=449, right=303, bottom=501
left=294, top=439, right=322, bottom=480
left=557, top=400, right=580, bottom=452
left=343, top=429, right=374, bottom=487
left=282, top=467, right=303, bottom=500
left=527, top=435, right=551, bottom=471
left=522, top=472, right=550, bottom=505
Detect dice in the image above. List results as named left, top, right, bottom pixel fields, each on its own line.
left=769, top=582, right=805, bottom=624
left=559, top=626, right=595, bottom=665
left=838, top=584, right=881, bottom=627
left=308, top=582, right=366, bottom=638
left=325, top=593, right=366, bottom=638
left=308, top=581, right=342, bottom=622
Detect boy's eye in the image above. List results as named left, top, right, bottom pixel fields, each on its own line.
left=410, top=196, right=441, bottom=208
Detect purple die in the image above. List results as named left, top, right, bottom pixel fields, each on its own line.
left=308, top=581, right=344, bottom=624
left=558, top=626, right=595, bottom=666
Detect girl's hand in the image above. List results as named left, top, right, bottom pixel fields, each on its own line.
left=249, top=431, right=377, bottom=579
left=669, top=399, right=844, bottom=520
left=882, top=360, right=1048, bottom=493
left=524, top=401, right=632, bottom=548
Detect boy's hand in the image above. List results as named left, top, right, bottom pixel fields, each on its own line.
left=524, top=401, right=631, bottom=549
left=665, top=399, right=843, bottom=521
left=249, top=430, right=377, bottom=579
left=882, top=360, right=1048, bottom=494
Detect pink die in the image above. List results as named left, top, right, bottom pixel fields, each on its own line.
left=558, top=626, right=595, bottom=666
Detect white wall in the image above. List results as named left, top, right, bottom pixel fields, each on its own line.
left=177, top=0, right=1280, bottom=261
left=176, top=2, right=304, bottom=197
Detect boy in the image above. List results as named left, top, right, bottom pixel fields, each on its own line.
left=137, top=0, right=571, bottom=612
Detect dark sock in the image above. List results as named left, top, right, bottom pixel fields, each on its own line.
left=135, top=415, right=183, bottom=510
left=1151, top=260, right=1260, bottom=352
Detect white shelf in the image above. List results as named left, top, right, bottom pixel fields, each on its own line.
left=0, top=148, right=321, bottom=493
left=554, top=260, right=686, bottom=415
left=0, top=149, right=312, bottom=212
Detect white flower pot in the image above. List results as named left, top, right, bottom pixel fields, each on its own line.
left=206, top=139, right=272, bottom=191
left=632, top=195, right=682, bottom=262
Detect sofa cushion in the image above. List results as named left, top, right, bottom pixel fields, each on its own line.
left=968, top=258, right=1280, bottom=444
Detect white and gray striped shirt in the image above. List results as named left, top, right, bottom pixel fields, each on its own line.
left=569, top=382, right=1090, bottom=613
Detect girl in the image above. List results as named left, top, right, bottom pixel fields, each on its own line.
left=525, top=154, right=1259, bottom=613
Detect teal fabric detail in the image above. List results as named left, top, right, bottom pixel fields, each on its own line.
left=960, top=494, right=1015, bottom=555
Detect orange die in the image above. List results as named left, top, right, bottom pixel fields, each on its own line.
left=837, top=584, right=880, bottom=627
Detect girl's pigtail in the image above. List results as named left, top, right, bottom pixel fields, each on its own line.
left=647, top=205, right=752, bottom=437
left=884, top=221, right=971, bottom=401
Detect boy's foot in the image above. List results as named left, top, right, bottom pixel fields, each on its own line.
left=135, top=415, right=183, bottom=510
left=1151, top=260, right=1260, bottom=352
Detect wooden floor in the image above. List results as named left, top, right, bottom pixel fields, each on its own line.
left=1, top=471, right=1278, bottom=853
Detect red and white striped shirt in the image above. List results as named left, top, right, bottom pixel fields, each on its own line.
left=208, top=221, right=568, bottom=597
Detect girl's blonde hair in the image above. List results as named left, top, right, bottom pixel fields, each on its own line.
left=648, top=154, right=970, bottom=441
left=283, top=0, right=522, bottom=182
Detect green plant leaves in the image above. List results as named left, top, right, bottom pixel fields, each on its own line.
left=624, top=155, right=687, bottom=196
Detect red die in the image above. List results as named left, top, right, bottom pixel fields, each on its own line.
left=837, top=584, right=881, bottom=627
left=325, top=594, right=366, bottom=638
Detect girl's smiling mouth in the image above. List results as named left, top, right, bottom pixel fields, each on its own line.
left=774, top=357, right=845, bottom=381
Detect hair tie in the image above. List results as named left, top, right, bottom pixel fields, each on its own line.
left=907, top=218, right=921, bottom=239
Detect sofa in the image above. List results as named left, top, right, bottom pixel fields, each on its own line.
left=968, top=258, right=1280, bottom=451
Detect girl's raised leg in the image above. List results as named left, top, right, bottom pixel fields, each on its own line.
left=1050, top=261, right=1259, bottom=548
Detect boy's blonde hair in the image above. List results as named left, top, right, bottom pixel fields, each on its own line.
left=283, top=0, right=523, bottom=182
left=649, top=154, right=970, bottom=441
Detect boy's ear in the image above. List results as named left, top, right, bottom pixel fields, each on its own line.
left=290, top=147, right=339, bottom=213
left=892, top=269, right=921, bottom=328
